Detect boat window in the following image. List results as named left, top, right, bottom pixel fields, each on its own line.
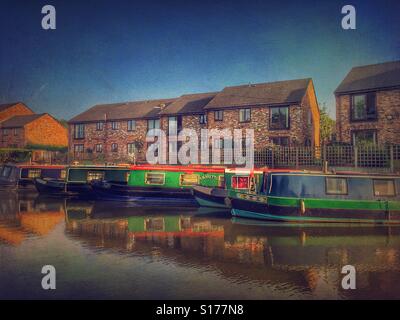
left=145, top=218, right=164, bottom=231
left=232, top=176, right=250, bottom=190
left=325, top=177, right=348, bottom=195
left=1, top=166, right=12, bottom=178
left=87, top=171, right=105, bottom=182
left=180, top=174, right=199, bottom=186
left=145, top=172, right=165, bottom=185
left=60, top=170, right=66, bottom=180
left=28, top=169, right=41, bottom=179
left=373, top=179, right=396, bottom=196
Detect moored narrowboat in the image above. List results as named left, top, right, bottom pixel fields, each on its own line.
left=34, top=165, right=130, bottom=196
left=91, top=165, right=225, bottom=206
left=230, top=171, right=400, bottom=224
left=0, top=164, right=66, bottom=189
left=193, top=168, right=264, bottom=209
left=193, top=168, right=298, bottom=208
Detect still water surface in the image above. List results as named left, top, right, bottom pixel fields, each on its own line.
left=1, top=191, right=400, bottom=299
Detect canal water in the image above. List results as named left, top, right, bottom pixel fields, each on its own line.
left=1, top=191, right=400, bottom=300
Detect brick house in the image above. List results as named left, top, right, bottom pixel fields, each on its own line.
left=204, top=78, right=320, bottom=148
left=0, top=102, right=35, bottom=123
left=335, top=60, right=400, bottom=145
left=68, top=78, right=320, bottom=163
left=0, top=113, right=68, bottom=148
left=68, top=99, right=177, bottom=163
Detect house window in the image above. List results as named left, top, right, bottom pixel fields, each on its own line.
left=199, top=114, right=207, bottom=124
left=271, top=137, right=290, bottom=146
left=96, top=122, right=104, bottom=131
left=145, top=172, right=165, bottom=185
left=3, top=128, right=9, bottom=136
left=74, top=124, right=85, bottom=139
left=180, top=174, right=199, bottom=186
left=127, top=120, right=136, bottom=131
left=28, top=169, right=41, bottom=179
left=352, top=130, right=377, bottom=146
left=147, top=119, right=160, bottom=136
left=214, top=110, right=223, bottom=121
left=270, top=107, right=289, bottom=130
left=95, top=144, right=103, bottom=153
left=87, top=171, right=105, bottom=182
left=111, top=121, right=119, bottom=130
left=74, top=144, right=84, bottom=154
left=351, top=93, right=377, bottom=121
left=326, top=177, right=348, bottom=195
left=373, top=179, right=396, bottom=197
left=231, top=176, right=250, bottom=190
left=111, top=143, right=118, bottom=152
left=239, top=108, right=251, bottom=122
left=127, top=143, right=137, bottom=155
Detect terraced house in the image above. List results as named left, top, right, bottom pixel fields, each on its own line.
left=68, top=78, right=320, bottom=163
left=335, top=60, right=400, bottom=145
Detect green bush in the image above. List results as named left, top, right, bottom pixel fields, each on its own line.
left=25, top=144, right=68, bottom=152
left=0, top=148, right=32, bottom=163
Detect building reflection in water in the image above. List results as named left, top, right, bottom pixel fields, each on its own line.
left=64, top=200, right=400, bottom=298
left=1, top=193, right=400, bottom=299
left=0, top=193, right=65, bottom=245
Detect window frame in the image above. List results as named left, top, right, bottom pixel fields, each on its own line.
left=95, top=144, right=103, bottom=153
left=145, top=172, right=165, bottom=185
left=111, top=143, right=118, bottom=153
left=199, top=114, right=207, bottom=124
left=231, top=176, right=250, bottom=190
left=127, top=142, right=137, bottom=155
left=269, top=106, right=290, bottom=130
left=86, top=171, right=105, bottom=182
left=111, top=121, right=119, bottom=130
left=350, top=92, right=377, bottom=122
left=179, top=173, right=199, bottom=186
left=74, top=144, right=84, bottom=154
left=352, top=129, right=377, bottom=146
left=325, top=177, right=348, bottom=195
left=270, top=136, right=290, bottom=146
left=74, top=124, right=85, bottom=139
left=96, top=122, right=104, bottom=131
left=373, top=179, right=396, bottom=197
left=127, top=120, right=136, bottom=132
left=239, top=108, right=251, bottom=123
left=214, top=110, right=224, bottom=121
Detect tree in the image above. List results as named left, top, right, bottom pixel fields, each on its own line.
left=319, top=104, right=336, bottom=145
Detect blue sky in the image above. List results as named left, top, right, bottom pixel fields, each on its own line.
left=1, top=0, right=399, bottom=120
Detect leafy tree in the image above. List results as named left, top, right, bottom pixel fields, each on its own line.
left=319, top=104, right=336, bottom=145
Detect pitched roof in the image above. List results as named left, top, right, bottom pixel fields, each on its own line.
left=204, top=78, right=311, bottom=109
left=0, top=102, right=32, bottom=113
left=335, top=60, right=400, bottom=94
left=69, top=98, right=177, bottom=123
left=159, top=92, right=218, bottom=115
left=0, top=114, right=45, bottom=128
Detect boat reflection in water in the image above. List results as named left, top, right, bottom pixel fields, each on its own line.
left=1, top=193, right=400, bottom=299
left=64, top=201, right=400, bottom=299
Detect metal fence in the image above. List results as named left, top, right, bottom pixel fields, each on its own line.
left=254, top=145, right=400, bottom=172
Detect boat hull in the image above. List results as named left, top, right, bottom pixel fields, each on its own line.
left=34, top=179, right=93, bottom=197
left=91, top=181, right=199, bottom=206
left=230, top=196, right=400, bottom=224
left=192, top=186, right=230, bottom=209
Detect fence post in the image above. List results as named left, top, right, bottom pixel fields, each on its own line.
left=390, top=145, right=394, bottom=173
left=354, top=146, right=358, bottom=169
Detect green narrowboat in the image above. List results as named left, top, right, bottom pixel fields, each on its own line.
left=34, top=165, right=130, bottom=196
left=90, top=165, right=225, bottom=205
left=192, top=168, right=265, bottom=208
left=230, top=171, right=400, bottom=224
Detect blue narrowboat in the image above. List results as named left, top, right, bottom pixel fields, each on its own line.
left=230, top=171, right=400, bottom=224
